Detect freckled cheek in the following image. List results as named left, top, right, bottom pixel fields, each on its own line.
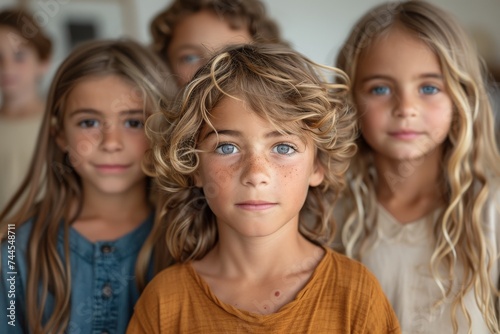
left=200, top=159, right=236, bottom=186
left=213, top=168, right=235, bottom=185
left=277, top=164, right=305, bottom=185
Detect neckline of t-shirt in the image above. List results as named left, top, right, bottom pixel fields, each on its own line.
left=186, top=246, right=330, bottom=322
left=377, top=202, right=440, bottom=227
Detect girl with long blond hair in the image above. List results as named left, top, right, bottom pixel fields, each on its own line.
left=335, top=1, right=500, bottom=333
left=0, top=39, right=173, bottom=334
left=127, top=43, right=400, bottom=333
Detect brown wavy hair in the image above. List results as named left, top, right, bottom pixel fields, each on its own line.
left=0, top=7, right=52, bottom=60
left=144, top=43, right=357, bottom=263
left=336, top=1, right=500, bottom=332
left=0, top=39, right=174, bottom=334
left=150, top=0, right=285, bottom=62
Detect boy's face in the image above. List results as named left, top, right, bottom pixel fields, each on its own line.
left=195, top=96, right=324, bottom=238
left=167, top=10, right=252, bottom=87
left=0, top=27, right=48, bottom=98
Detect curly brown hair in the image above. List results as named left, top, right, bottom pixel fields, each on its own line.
left=0, top=7, right=52, bottom=60
left=150, top=0, right=284, bottom=61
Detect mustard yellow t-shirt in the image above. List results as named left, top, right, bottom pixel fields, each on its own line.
left=127, top=248, right=400, bottom=333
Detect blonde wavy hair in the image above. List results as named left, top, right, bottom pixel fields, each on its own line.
left=0, top=39, right=174, bottom=334
left=145, top=43, right=357, bottom=263
left=336, top=1, right=500, bottom=333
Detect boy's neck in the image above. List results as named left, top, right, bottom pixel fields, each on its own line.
left=192, top=223, right=325, bottom=314
left=195, top=219, right=323, bottom=280
left=373, top=148, right=444, bottom=223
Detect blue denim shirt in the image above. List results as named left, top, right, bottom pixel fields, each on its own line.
left=1, top=214, right=154, bottom=334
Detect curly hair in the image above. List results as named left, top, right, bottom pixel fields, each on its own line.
left=144, top=43, right=357, bottom=263
left=150, top=0, right=284, bottom=61
left=336, top=1, right=500, bottom=332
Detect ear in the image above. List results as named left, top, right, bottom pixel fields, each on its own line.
left=309, top=159, right=325, bottom=187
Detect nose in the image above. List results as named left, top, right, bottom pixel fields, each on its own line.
left=99, top=122, right=123, bottom=152
left=240, top=154, right=271, bottom=187
left=393, top=90, right=418, bottom=118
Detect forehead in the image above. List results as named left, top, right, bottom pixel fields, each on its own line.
left=65, top=75, right=143, bottom=114
left=0, top=26, right=32, bottom=51
left=168, top=10, right=251, bottom=53
left=202, top=96, right=304, bottom=137
left=356, top=27, right=441, bottom=78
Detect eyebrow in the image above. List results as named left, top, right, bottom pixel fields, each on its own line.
left=68, top=109, right=144, bottom=117
left=202, top=129, right=292, bottom=141
left=360, top=73, right=443, bottom=83
left=172, top=44, right=204, bottom=53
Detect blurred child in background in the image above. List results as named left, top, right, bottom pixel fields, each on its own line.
left=150, top=0, right=286, bottom=87
left=0, top=8, right=52, bottom=211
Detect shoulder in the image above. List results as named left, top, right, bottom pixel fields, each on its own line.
left=129, top=263, right=194, bottom=331
left=139, top=263, right=193, bottom=303
left=322, top=249, right=395, bottom=312
left=323, top=248, right=401, bottom=333
left=324, top=248, right=378, bottom=288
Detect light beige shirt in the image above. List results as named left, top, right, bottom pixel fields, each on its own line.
left=357, top=188, right=500, bottom=334
left=0, top=114, right=42, bottom=211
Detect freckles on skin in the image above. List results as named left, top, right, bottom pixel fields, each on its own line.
left=215, top=167, right=234, bottom=184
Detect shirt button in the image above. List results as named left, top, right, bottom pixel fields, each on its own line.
left=101, top=245, right=113, bottom=253
left=102, top=283, right=113, bottom=298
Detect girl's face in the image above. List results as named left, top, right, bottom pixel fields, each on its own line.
left=195, top=96, right=324, bottom=239
left=0, top=27, right=48, bottom=98
left=167, top=10, right=252, bottom=87
left=354, top=27, right=453, bottom=162
left=56, top=75, right=149, bottom=197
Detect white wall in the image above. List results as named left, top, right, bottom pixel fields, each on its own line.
left=2, top=0, right=500, bottom=90
left=135, top=0, right=500, bottom=68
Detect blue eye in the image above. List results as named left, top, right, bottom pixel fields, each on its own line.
left=273, top=144, right=296, bottom=155
left=420, top=85, right=439, bottom=95
left=125, top=119, right=144, bottom=128
left=180, top=54, right=202, bottom=65
left=370, top=86, right=390, bottom=95
left=78, top=119, right=99, bottom=128
left=215, top=143, right=239, bottom=155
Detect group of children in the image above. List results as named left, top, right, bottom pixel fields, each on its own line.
left=0, top=1, right=499, bottom=333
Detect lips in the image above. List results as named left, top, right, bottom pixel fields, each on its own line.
left=93, top=164, right=131, bottom=173
left=235, top=200, right=277, bottom=211
left=388, top=130, right=422, bottom=140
